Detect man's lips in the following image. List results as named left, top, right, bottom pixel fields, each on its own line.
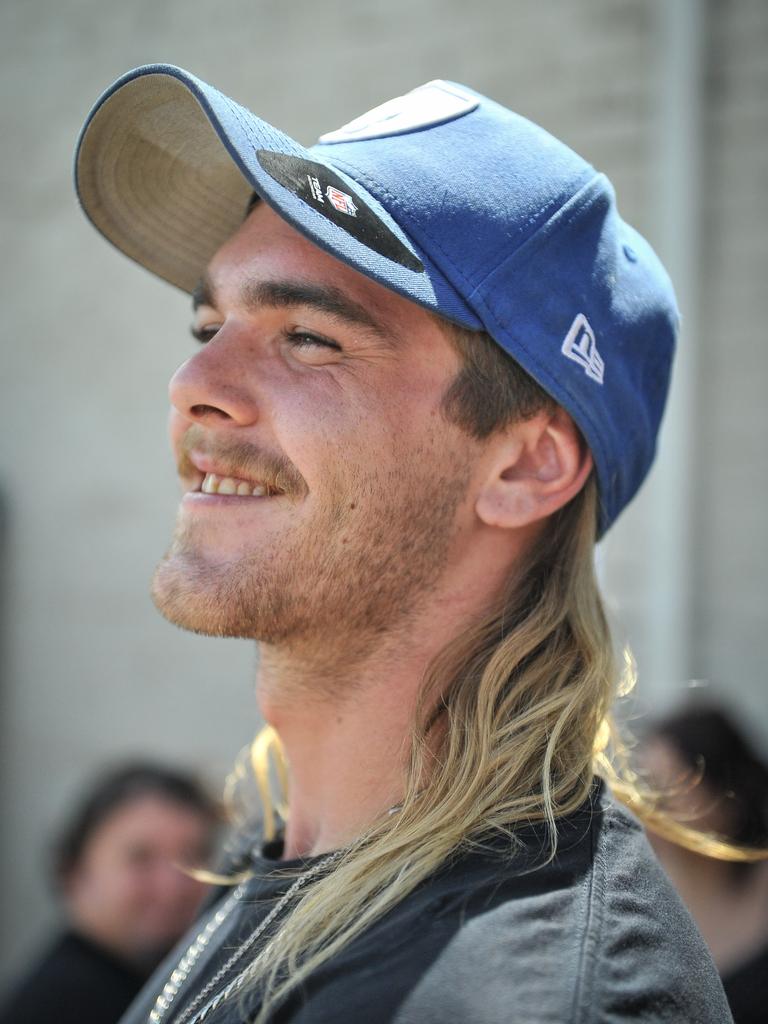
left=181, top=452, right=284, bottom=498
left=198, top=471, right=274, bottom=497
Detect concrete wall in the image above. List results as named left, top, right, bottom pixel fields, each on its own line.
left=695, top=0, right=768, bottom=726
left=1, top=0, right=765, bottom=986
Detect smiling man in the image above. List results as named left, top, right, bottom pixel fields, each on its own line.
left=160, top=219, right=481, bottom=656
left=75, top=69, right=733, bottom=1023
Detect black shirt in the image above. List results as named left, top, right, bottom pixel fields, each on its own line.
left=120, top=786, right=734, bottom=1023
left=722, top=942, right=768, bottom=1024
left=0, top=929, right=148, bottom=1024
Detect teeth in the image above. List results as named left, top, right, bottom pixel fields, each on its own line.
left=200, top=473, right=273, bottom=497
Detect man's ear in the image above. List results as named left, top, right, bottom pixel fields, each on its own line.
left=475, top=407, right=593, bottom=529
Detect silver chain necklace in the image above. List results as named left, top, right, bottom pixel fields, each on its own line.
left=148, top=850, right=344, bottom=1024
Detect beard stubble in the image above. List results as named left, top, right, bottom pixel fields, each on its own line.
left=151, top=431, right=473, bottom=652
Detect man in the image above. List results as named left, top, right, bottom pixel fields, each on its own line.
left=0, top=763, right=218, bottom=1024
left=74, top=68, right=733, bottom=1023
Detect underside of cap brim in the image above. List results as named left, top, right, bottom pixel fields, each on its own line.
left=76, top=70, right=256, bottom=293
left=74, top=65, right=443, bottom=315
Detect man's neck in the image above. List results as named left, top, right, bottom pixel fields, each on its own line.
left=256, top=552, right=514, bottom=860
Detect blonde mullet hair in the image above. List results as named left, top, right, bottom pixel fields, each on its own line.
left=229, top=326, right=765, bottom=1021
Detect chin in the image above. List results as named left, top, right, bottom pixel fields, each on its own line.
left=150, top=549, right=305, bottom=643
left=152, top=557, right=248, bottom=638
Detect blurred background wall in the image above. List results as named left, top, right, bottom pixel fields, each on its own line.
left=1, top=0, right=766, bottom=987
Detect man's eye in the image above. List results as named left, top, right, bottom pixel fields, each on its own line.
left=190, top=325, right=220, bottom=344
left=286, top=330, right=341, bottom=352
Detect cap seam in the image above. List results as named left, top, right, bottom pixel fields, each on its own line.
left=471, top=174, right=608, bottom=293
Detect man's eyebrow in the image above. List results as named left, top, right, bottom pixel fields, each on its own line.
left=192, top=274, right=394, bottom=342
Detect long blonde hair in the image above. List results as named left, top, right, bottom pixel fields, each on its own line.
left=227, top=328, right=764, bottom=1021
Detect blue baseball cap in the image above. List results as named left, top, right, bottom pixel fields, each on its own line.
left=74, top=64, right=679, bottom=533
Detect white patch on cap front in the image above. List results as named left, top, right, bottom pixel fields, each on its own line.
left=318, top=80, right=479, bottom=144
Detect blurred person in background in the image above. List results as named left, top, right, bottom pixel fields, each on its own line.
left=640, top=705, right=768, bottom=1024
left=0, top=762, right=220, bottom=1024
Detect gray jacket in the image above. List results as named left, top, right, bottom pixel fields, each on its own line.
left=121, top=784, right=733, bottom=1024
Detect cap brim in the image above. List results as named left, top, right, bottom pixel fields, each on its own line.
left=75, top=64, right=452, bottom=315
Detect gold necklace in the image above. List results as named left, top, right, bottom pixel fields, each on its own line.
left=148, top=849, right=344, bottom=1024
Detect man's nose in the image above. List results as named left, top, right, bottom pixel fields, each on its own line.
left=168, top=331, right=259, bottom=427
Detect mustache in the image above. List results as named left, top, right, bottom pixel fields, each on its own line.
left=177, top=426, right=307, bottom=498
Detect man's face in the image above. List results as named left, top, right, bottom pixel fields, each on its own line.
left=152, top=203, right=481, bottom=649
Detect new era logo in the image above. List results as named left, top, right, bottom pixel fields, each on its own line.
left=561, top=314, right=604, bottom=384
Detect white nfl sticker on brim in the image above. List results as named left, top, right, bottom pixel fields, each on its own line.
left=318, top=80, right=479, bottom=144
